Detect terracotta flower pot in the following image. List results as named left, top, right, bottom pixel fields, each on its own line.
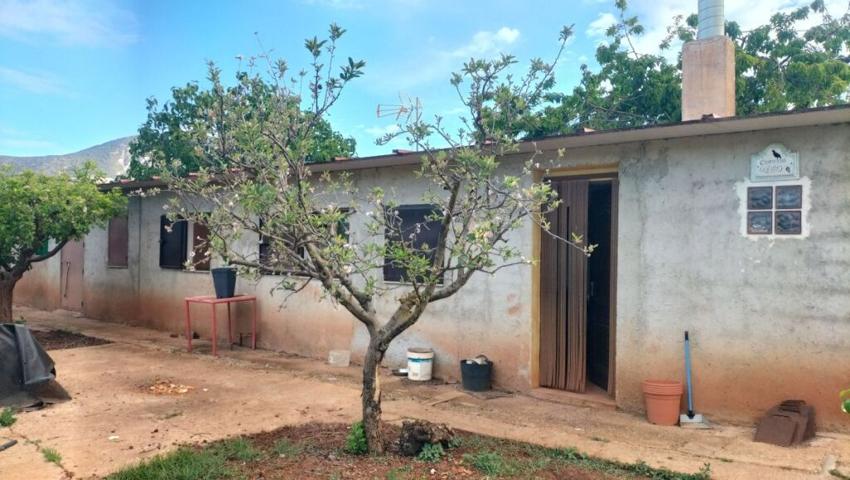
left=642, top=380, right=683, bottom=426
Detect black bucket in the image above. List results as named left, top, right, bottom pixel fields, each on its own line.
left=211, top=267, right=236, bottom=298
left=460, top=360, right=492, bottom=392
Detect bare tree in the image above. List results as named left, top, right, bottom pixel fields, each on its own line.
left=150, top=24, right=587, bottom=452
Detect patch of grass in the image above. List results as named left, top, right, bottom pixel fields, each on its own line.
left=41, top=447, right=62, bottom=465
left=831, top=469, right=850, bottom=480
left=416, top=442, right=445, bottom=462
left=210, top=437, right=261, bottom=462
left=105, top=448, right=231, bottom=480
left=0, top=407, right=16, bottom=427
left=464, top=451, right=509, bottom=476
left=386, top=465, right=412, bottom=480
left=343, top=421, right=368, bottom=455
left=272, top=438, right=302, bottom=458
left=460, top=434, right=711, bottom=480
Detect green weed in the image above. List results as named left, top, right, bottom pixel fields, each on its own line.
left=416, top=442, right=445, bottom=462
left=0, top=408, right=16, bottom=427
left=41, top=447, right=62, bottom=465
left=343, top=421, right=367, bottom=455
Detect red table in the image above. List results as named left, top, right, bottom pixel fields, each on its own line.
left=184, top=295, right=257, bottom=356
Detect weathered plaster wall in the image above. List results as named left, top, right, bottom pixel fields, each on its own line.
left=607, top=123, right=850, bottom=429
left=341, top=163, right=536, bottom=388
left=14, top=245, right=61, bottom=312
left=51, top=170, right=534, bottom=390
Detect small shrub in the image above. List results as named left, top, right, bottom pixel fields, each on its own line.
left=344, top=421, right=368, bottom=455
left=416, top=443, right=445, bottom=462
left=42, top=447, right=62, bottom=465
left=0, top=408, right=16, bottom=427
left=273, top=438, right=302, bottom=457
left=464, top=451, right=508, bottom=476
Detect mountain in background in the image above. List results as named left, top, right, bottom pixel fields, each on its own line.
left=0, top=136, right=134, bottom=179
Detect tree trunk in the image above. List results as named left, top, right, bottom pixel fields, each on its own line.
left=361, top=338, right=387, bottom=454
left=0, top=277, right=16, bottom=323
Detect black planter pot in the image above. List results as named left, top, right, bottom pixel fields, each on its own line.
left=211, top=267, right=236, bottom=299
left=460, top=360, right=492, bottom=392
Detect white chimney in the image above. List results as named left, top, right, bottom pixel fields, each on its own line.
left=681, top=0, right=736, bottom=121
left=697, top=0, right=725, bottom=39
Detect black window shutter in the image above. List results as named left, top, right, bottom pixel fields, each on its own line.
left=159, top=215, right=188, bottom=269
left=383, top=205, right=443, bottom=283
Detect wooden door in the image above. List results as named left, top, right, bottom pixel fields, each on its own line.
left=60, top=240, right=84, bottom=311
left=539, top=179, right=589, bottom=392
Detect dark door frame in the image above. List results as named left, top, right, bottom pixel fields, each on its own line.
left=532, top=171, right=618, bottom=396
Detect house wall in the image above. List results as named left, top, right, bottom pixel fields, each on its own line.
left=554, top=123, right=848, bottom=430
left=17, top=161, right=538, bottom=390
left=14, top=247, right=61, bottom=313
left=14, top=121, right=850, bottom=430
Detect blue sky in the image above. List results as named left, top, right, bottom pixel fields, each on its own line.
left=0, top=0, right=837, bottom=157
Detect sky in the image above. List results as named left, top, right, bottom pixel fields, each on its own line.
left=0, top=0, right=843, bottom=158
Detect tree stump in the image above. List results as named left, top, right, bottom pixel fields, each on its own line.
left=398, top=419, right=455, bottom=456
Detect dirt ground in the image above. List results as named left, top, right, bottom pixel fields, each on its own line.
left=150, top=422, right=633, bottom=479
left=2, top=306, right=849, bottom=480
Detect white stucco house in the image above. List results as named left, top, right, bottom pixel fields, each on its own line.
left=15, top=3, right=850, bottom=430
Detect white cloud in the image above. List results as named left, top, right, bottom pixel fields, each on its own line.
left=586, top=12, right=617, bottom=39
left=451, top=27, right=521, bottom=58
left=367, top=26, right=522, bottom=93
left=364, top=124, right=401, bottom=137
left=0, top=67, right=67, bottom=95
left=0, top=0, right=137, bottom=47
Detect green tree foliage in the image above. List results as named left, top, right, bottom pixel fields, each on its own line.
left=0, top=163, right=126, bottom=320
left=528, top=0, right=850, bottom=136
left=126, top=65, right=356, bottom=180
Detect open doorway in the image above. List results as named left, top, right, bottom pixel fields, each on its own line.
left=539, top=175, right=617, bottom=394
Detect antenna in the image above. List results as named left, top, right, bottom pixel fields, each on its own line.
left=377, top=94, right=422, bottom=122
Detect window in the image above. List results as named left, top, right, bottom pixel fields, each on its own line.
left=746, top=184, right=804, bottom=235
left=159, top=215, right=187, bottom=269
left=191, top=222, right=211, bottom=271
left=258, top=213, right=350, bottom=275
left=258, top=219, right=301, bottom=275
left=107, top=215, right=129, bottom=267
left=383, top=204, right=443, bottom=283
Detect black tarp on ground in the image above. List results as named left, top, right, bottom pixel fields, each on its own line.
left=0, top=324, right=70, bottom=408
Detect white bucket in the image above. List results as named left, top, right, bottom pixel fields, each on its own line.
left=407, top=348, right=434, bottom=381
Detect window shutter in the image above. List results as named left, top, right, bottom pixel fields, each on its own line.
left=159, top=215, right=187, bottom=269
left=383, top=205, right=443, bottom=283
left=107, top=215, right=129, bottom=267
left=192, top=222, right=211, bottom=271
